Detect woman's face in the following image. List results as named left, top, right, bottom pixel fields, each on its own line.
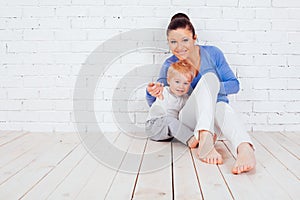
left=167, top=28, right=197, bottom=60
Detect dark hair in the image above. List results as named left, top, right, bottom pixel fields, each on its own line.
left=170, top=13, right=190, bottom=21
left=167, top=13, right=195, bottom=38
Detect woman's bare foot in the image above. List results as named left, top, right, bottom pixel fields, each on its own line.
left=232, top=142, right=256, bottom=174
left=187, top=136, right=198, bottom=148
left=188, top=133, right=217, bottom=148
left=197, top=131, right=223, bottom=165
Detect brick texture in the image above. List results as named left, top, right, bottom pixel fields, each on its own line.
left=0, top=0, right=299, bottom=132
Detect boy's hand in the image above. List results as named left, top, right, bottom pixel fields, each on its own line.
left=147, top=82, right=164, bottom=100
left=157, top=91, right=164, bottom=100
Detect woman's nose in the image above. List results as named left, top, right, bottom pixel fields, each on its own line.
left=176, top=41, right=184, bottom=48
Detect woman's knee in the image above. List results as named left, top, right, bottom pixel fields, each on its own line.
left=202, top=72, right=220, bottom=89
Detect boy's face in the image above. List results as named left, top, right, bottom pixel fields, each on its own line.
left=168, top=73, right=191, bottom=96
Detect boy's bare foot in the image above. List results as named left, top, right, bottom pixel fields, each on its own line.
left=187, top=136, right=198, bottom=148
left=197, top=131, right=223, bottom=165
left=232, top=142, right=256, bottom=174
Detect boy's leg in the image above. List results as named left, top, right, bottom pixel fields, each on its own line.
left=166, top=116, right=196, bottom=147
left=179, top=72, right=222, bottom=164
left=145, top=117, right=173, bottom=141
left=215, top=102, right=256, bottom=174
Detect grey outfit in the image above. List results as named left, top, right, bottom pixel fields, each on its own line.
left=145, top=87, right=194, bottom=145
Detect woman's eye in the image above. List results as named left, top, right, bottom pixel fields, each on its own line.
left=183, top=38, right=189, bottom=42
left=170, top=41, right=177, bottom=44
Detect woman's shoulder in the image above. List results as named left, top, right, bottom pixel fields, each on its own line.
left=201, top=45, right=225, bottom=62
left=164, top=55, right=178, bottom=66
left=160, top=55, right=178, bottom=73
left=201, top=45, right=223, bottom=55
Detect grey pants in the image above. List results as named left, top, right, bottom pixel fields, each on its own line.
left=145, top=116, right=194, bottom=145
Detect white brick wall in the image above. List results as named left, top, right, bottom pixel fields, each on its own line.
left=0, top=0, right=299, bottom=133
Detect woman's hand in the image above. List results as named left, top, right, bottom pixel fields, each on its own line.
left=147, top=82, right=164, bottom=100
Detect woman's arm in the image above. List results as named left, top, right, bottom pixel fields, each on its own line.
left=214, top=47, right=240, bottom=95
left=146, top=89, right=156, bottom=107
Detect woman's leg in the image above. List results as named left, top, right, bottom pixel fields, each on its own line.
left=215, top=102, right=256, bottom=174
left=215, top=102, right=254, bottom=150
left=179, top=72, right=219, bottom=136
left=179, top=72, right=222, bottom=164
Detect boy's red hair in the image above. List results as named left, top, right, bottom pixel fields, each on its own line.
left=167, top=60, right=195, bottom=82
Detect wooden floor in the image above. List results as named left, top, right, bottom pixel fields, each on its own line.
left=0, top=131, right=299, bottom=200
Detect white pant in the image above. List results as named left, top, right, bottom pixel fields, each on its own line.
left=179, top=72, right=253, bottom=151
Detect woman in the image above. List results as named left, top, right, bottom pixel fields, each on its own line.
left=146, top=13, right=256, bottom=174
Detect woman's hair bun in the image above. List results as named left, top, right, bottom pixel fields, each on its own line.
left=170, top=13, right=190, bottom=22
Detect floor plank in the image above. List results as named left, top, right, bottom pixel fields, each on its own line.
left=172, top=141, right=202, bottom=200
left=21, top=143, right=86, bottom=200
left=0, top=133, right=78, bottom=199
left=253, top=132, right=300, bottom=178
left=251, top=133, right=300, bottom=199
left=105, top=137, right=147, bottom=200
left=222, top=140, right=292, bottom=200
left=0, top=133, right=48, bottom=168
left=47, top=133, right=120, bottom=200
left=0, top=134, right=58, bottom=187
left=272, top=132, right=300, bottom=159
left=191, top=143, right=233, bottom=200
left=74, top=132, right=131, bottom=199
left=284, top=132, right=300, bottom=145
left=215, top=141, right=262, bottom=200
left=0, top=131, right=298, bottom=199
left=47, top=154, right=99, bottom=200
left=0, top=131, right=28, bottom=147
left=132, top=140, right=172, bottom=200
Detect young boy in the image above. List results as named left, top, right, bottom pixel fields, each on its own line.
left=145, top=60, right=198, bottom=146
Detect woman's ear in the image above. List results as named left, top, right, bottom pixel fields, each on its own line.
left=193, top=34, right=198, bottom=45
left=193, top=34, right=197, bottom=41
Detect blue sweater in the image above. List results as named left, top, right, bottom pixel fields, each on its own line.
left=146, top=45, right=240, bottom=107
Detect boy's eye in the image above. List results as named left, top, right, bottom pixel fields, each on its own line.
left=184, top=82, right=189, bottom=85
left=170, top=40, right=177, bottom=44
left=175, top=80, right=180, bottom=83
left=183, top=38, right=189, bottom=42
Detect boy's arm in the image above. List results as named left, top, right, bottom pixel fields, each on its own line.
left=156, top=83, right=164, bottom=100
left=145, top=58, right=174, bottom=106
left=146, top=82, right=164, bottom=106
